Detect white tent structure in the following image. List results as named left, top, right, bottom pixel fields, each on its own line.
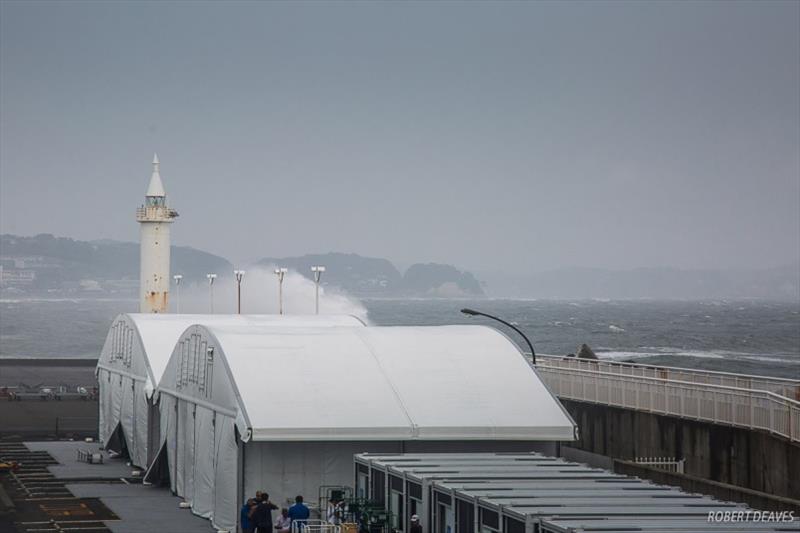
left=96, top=313, right=366, bottom=469
left=153, top=324, right=576, bottom=532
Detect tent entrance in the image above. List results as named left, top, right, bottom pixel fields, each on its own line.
left=143, top=441, right=170, bottom=487
left=104, top=422, right=129, bottom=459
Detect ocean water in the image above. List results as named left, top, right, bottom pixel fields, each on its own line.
left=0, top=297, right=798, bottom=379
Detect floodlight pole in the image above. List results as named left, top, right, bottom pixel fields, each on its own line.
left=274, top=268, right=288, bottom=315
left=206, top=274, right=217, bottom=313
left=311, top=265, right=326, bottom=315
left=460, top=308, right=536, bottom=364
left=173, top=274, right=183, bottom=313
left=234, top=270, right=246, bottom=315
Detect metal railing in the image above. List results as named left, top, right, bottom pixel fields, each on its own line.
left=291, top=520, right=340, bottom=533
left=537, top=365, right=800, bottom=443
left=536, top=354, right=800, bottom=401
left=634, top=456, right=685, bottom=474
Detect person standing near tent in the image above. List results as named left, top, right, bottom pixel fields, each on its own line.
left=410, top=515, right=422, bottom=533
left=241, top=498, right=257, bottom=533
left=251, top=491, right=278, bottom=533
left=289, top=495, right=310, bottom=528
left=326, top=498, right=343, bottom=525
left=276, top=508, right=292, bottom=533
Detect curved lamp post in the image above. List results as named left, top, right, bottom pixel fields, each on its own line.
left=461, top=308, right=536, bottom=364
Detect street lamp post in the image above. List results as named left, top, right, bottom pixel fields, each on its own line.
left=311, top=265, right=326, bottom=315
left=206, top=274, right=217, bottom=313
left=173, top=274, right=183, bottom=313
left=460, top=308, right=536, bottom=364
left=274, top=268, right=288, bottom=315
left=234, top=270, right=246, bottom=315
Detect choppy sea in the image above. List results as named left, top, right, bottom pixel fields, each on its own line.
left=0, top=298, right=798, bottom=379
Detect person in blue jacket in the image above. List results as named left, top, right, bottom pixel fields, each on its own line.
left=288, top=495, right=310, bottom=529
left=241, top=498, right=257, bottom=533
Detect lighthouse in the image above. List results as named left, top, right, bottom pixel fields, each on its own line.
left=136, top=154, right=178, bottom=313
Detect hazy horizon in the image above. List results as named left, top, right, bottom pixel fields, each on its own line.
left=2, top=1, right=798, bottom=276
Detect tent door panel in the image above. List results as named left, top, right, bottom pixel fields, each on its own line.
left=192, top=406, right=215, bottom=518
left=212, top=415, right=238, bottom=532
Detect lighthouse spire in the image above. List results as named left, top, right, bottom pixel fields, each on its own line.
left=146, top=152, right=166, bottom=198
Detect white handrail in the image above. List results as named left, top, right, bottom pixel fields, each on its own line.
left=535, top=354, right=800, bottom=401
left=537, top=365, right=800, bottom=443
left=634, top=457, right=685, bottom=474
left=291, top=520, right=340, bottom=533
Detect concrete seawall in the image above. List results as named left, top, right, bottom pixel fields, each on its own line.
left=0, top=359, right=99, bottom=439
left=0, top=357, right=98, bottom=367
left=613, top=460, right=800, bottom=513
left=0, top=400, right=98, bottom=438
left=561, top=399, right=800, bottom=501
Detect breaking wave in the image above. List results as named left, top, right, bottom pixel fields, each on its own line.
left=594, top=346, right=800, bottom=365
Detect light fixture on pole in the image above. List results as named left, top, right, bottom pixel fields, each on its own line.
left=173, top=274, right=183, bottom=313
left=234, top=270, right=246, bottom=315
left=274, top=268, right=288, bottom=315
left=206, top=274, right=217, bottom=313
left=460, top=308, right=537, bottom=364
left=310, top=265, right=326, bottom=315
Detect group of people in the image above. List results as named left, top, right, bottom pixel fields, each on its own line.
left=240, top=492, right=422, bottom=533
left=241, top=493, right=311, bottom=533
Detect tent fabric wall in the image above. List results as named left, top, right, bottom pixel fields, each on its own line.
left=147, top=402, right=162, bottom=466
left=110, top=374, right=124, bottom=444
left=243, top=441, right=402, bottom=508
left=133, top=380, right=149, bottom=468
left=154, top=395, right=240, bottom=532
left=119, top=377, right=136, bottom=464
left=212, top=415, right=238, bottom=532
left=176, top=399, right=192, bottom=500
left=97, top=369, right=113, bottom=444
left=242, top=440, right=559, bottom=510
left=193, top=406, right=216, bottom=518
left=158, top=393, right=179, bottom=494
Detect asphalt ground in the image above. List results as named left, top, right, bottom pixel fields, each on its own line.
left=0, top=441, right=215, bottom=533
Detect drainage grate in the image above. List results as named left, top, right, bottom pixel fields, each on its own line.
left=16, top=518, right=111, bottom=532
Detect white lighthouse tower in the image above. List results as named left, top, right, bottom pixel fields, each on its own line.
left=136, top=154, right=178, bottom=313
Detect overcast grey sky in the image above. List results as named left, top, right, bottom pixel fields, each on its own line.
left=1, top=0, right=798, bottom=273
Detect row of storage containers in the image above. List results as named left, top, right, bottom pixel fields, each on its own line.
left=353, top=453, right=798, bottom=533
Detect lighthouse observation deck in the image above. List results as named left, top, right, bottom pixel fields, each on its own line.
left=136, top=205, right=178, bottom=222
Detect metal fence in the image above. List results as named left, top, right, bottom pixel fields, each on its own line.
left=536, top=354, right=800, bottom=401
left=291, top=519, right=340, bottom=533
left=536, top=365, right=800, bottom=443
left=634, top=456, right=685, bottom=474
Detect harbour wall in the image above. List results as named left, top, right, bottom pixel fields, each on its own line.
left=560, top=399, right=800, bottom=501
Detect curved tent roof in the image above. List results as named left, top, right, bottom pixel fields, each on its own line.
left=159, top=324, right=576, bottom=441
left=99, top=313, right=366, bottom=391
